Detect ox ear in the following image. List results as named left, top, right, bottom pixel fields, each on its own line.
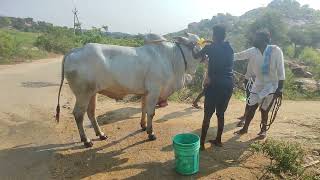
left=173, top=36, right=189, bottom=44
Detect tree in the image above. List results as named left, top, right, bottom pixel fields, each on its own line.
left=307, top=25, right=320, bottom=48
left=102, top=25, right=109, bottom=32
left=246, top=11, right=288, bottom=46
left=0, top=31, right=16, bottom=59
left=288, top=28, right=311, bottom=57
left=0, top=17, right=12, bottom=28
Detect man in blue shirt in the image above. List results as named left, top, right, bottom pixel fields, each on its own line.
left=194, top=25, right=234, bottom=150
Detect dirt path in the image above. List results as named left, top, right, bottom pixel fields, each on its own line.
left=0, top=58, right=319, bottom=179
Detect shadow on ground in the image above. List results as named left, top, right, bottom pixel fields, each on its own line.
left=156, top=107, right=200, bottom=123
left=97, top=107, right=141, bottom=125
left=0, top=107, right=262, bottom=179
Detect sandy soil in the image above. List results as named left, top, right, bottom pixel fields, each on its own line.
left=0, top=57, right=319, bottom=179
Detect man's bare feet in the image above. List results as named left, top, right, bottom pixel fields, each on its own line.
left=257, top=131, right=267, bottom=139
left=200, top=144, right=205, bottom=151
left=209, top=139, right=223, bottom=147
left=192, top=103, right=202, bottom=109
left=237, top=119, right=245, bottom=127
left=156, top=100, right=168, bottom=108
left=237, top=115, right=245, bottom=121
left=234, top=128, right=248, bottom=135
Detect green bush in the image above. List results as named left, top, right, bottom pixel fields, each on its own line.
left=299, top=47, right=320, bottom=65
left=250, top=139, right=305, bottom=177
left=35, top=27, right=79, bottom=53
left=298, top=47, right=320, bottom=80
left=284, top=44, right=295, bottom=58
left=77, top=28, right=104, bottom=45
left=35, top=27, right=144, bottom=54
left=15, top=47, right=47, bottom=60
left=168, top=64, right=206, bottom=103
left=0, top=31, right=16, bottom=60
left=0, top=29, right=48, bottom=63
left=187, top=64, right=205, bottom=92
left=284, top=67, right=299, bottom=99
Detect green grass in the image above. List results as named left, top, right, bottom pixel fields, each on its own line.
left=0, top=28, right=48, bottom=64
left=0, top=28, right=40, bottom=48
left=250, top=139, right=305, bottom=178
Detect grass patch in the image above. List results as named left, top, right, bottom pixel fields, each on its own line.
left=249, top=139, right=320, bottom=179
left=0, top=28, right=47, bottom=63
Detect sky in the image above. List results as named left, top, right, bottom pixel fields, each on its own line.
left=0, top=0, right=319, bottom=34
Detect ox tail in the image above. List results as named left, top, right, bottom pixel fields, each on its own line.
left=55, top=55, right=67, bottom=123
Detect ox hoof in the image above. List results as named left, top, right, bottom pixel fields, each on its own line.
left=84, top=141, right=93, bottom=148
left=99, top=135, right=108, bottom=140
left=140, top=124, right=147, bottom=131
left=148, top=134, right=157, bottom=141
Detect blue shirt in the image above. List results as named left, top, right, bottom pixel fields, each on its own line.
left=199, top=41, right=234, bottom=86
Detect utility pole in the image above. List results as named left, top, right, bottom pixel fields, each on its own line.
left=72, top=7, right=81, bottom=34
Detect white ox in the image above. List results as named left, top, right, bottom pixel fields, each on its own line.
left=55, top=33, right=201, bottom=147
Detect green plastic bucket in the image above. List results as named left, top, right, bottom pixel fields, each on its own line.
left=173, top=133, right=200, bottom=175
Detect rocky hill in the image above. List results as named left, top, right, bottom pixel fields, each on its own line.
left=168, top=0, right=320, bottom=50
left=167, top=0, right=320, bottom=95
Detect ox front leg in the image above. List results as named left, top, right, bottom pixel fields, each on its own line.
left=145, top=92, right=159, bottom=141
left=73, top=98, right=93, bottom=148
left=87, top=94, right=107, bottom=140
left=140, top=95, right=147, bottom=131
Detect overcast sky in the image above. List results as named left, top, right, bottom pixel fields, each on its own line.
left=0, top=0, right=319, bottom=34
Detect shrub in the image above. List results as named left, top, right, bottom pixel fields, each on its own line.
left=187, top=64, right=206, bottom=92
left=250, top=139, right=305, bottom=177
left=284, top=67, right=300, bottom=99
left=0, top=31, right=16, bottom=60
left=35, top=27, right=79, bottom=53
left=284, top=44, right=295, bottom=58
left=298, top=47, right=320, bottom=80
left=35, top=27, right=144, bottom=54
left=299, top=47, right=320, bottom=65
left=168, top=64, right=207, bottom=103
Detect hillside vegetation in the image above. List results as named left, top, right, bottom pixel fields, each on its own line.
left=168, top=0, right=320, bottom=100
left=0, top=29, right=48, bottom=63
left=0, top=16, right=143, bottom=64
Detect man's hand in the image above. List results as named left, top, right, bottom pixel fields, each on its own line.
left=200, top=55, right=209, bottom=63
left=275, top=80, right=284, bottom=98
left=275, top=88, right=283, bottom=98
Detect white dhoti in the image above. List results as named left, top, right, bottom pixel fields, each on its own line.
left=247, top=82, right=278, bottom=111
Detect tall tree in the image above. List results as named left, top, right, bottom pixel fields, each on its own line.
left=288, top=28, right=312, bottom=57
left=102, top=25, right=109, bottom=32
left=0, top=17, right=12, bottom=28
left=246, top=11, right=288, bottom=46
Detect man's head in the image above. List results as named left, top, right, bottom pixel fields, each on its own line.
left=212, top=25, right=226, bottom=42
left=253, top=29, right=271, bottom=48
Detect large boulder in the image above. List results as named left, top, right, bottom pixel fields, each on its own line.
left=294, top=78, right=319, bottom=93
left=285, top=60, right=313, bottom=78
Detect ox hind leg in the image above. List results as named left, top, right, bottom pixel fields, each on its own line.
left=145, top=89, right=160, bottom=141
left=140, top=95, right=147, bottom=131
left=73, top=96, right=93, bottom=148
left=87, top=93, right=107, bottom=140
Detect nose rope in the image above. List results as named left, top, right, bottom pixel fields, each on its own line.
left=175, top=42, right=188, bottom=72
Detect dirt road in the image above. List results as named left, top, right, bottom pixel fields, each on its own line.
left=0, top=57, right=319, bottom=179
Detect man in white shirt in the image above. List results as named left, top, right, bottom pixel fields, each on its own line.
left=234, top=30, right=285, bottom=138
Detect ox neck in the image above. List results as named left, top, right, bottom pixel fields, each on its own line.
left=175, top=42, right=188, bottom=72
